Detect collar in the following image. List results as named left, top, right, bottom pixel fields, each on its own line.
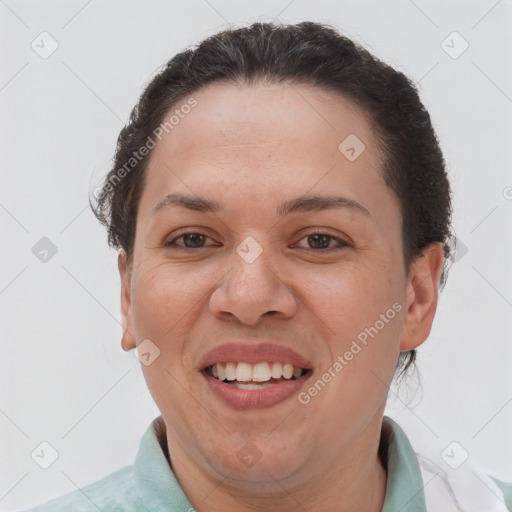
left=134, top=416, right=193, bottom=511
left=380, top=416, right=427, bottom=512
left=133, top=415, right=427, bottom=511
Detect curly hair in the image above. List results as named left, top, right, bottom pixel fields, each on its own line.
left=90, top=21, right=453, bottom=379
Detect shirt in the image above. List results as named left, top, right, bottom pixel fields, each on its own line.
left=23, top=415, right=512, bottom=512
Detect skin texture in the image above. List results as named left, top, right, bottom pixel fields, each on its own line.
left=118, top=82, right=444, bottom=512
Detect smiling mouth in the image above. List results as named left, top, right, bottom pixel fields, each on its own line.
left=203, top=361, right=311, bottom=390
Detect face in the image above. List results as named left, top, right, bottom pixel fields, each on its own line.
left=119, top=81, right=442, bottom=489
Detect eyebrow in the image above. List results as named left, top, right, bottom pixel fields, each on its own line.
left=151, top=193, right=371, bottom=218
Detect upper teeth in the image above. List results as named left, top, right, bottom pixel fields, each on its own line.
left=209, top=362, right=304, bottom=382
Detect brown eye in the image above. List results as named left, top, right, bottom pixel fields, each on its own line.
left=165, top=232, right=215, bottom=248
left=296, top=232, right=350, bottom=250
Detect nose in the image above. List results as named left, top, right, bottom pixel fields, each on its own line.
left=209, top=245, right=298, bottom=326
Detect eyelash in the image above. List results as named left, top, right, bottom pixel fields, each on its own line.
left=164, top=230, right=350, bottom=251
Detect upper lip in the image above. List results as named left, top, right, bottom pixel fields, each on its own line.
left=198, top=342, right=314, bottom=371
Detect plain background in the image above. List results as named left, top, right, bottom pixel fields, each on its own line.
left=1, top=0, right=511, bottom=510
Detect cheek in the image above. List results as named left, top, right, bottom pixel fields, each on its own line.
left=304, top=269, right=403, bottom=428
left=132, top=265, right=190, bottom=340
left=307, top=260, right=399, bottom=334
left=130, top=265, right=210, bottom=415
left=131, top=262, right=225, bottom=345
left=307, top=261, right=403, bottom=385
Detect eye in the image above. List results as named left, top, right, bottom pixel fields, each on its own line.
left=295, top=231, right=350, bottom=250
left=165, top=232, right=216, bottom=249
left=164, top=230, right=350, bottom=251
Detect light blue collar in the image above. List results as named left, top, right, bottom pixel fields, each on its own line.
left=381, top=416, right=427, bottom=511
left=134, top=415, right=427, bottom=511
left=134, top=417, right=193, bottom=511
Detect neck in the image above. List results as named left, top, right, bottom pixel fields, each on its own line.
left=160, top=416, right=388, bottom=512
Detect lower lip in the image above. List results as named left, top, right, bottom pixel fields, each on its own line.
left=202, top=371, right=312, bottom=410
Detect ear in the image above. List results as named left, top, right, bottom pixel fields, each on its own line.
left=400, top=242, right=445, bottom=351
left=118, top=249, right=136, bottom=351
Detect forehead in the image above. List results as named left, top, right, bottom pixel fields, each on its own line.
left=151, top=81, right=380, bottom=161
left=139, top=81, right=390, bottom=221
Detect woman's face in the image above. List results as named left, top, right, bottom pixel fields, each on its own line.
left=120, top=82, right=440, bottom=488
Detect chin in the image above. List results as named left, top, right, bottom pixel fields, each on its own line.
left=215, top=462, right=304, bottom=494
left=204, top=439, right=309, bottom=490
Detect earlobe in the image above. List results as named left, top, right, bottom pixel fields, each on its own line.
left=399, top=242, right=445, bottom=352
left=121, top=327, right=136, bottom=352
left=118, top=250, right=136, bottom=352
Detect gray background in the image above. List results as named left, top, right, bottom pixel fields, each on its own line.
left=1, top=0, right=511, bottom=510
